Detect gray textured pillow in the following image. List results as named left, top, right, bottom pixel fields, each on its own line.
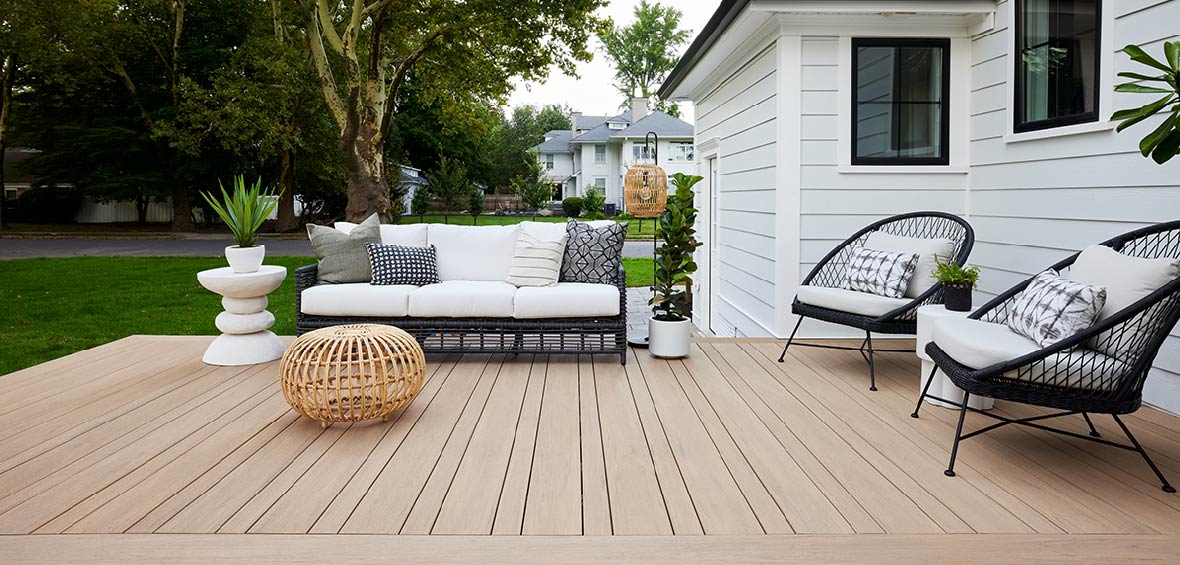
left=560, top=220, right=627, bottom=284
left=307, top=213, right=381, bottom=283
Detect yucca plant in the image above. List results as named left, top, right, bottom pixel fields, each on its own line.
left=1114, top=42, right=1180, bottom=164
left=200, top=175, right=281, bottom=248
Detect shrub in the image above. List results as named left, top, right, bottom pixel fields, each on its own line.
left=16, top=186, right=84, bottom=224
left=614, top=211, right=635, bottom=221
left=562, top=196, right=583, bottom=218
left=582, top=188, right=605, bottom=220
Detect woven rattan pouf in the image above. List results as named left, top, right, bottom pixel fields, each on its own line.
left=280, top=324, right=425, bottom=427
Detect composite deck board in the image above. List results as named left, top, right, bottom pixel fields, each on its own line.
left=1, top=335, right=1180, bottom=556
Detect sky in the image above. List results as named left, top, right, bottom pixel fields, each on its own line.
left=504, top=0, right=718, bottom=125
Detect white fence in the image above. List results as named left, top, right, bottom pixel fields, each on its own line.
left=75, top=196, right=300, bottom=224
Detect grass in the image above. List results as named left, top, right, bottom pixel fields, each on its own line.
left=0, top=256, right=653, bottom=375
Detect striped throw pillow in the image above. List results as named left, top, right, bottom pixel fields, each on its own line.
left=506, top=232, right=566, bottom=287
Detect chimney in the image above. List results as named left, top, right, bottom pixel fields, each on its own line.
left=570, top=111, right=581, bottom=136
left=630, top=97, right=648, bottom=123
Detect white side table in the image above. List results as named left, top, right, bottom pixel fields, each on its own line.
left=197, top=265, right=288, bottom=366
left=916, top=304, right=993, bottom=410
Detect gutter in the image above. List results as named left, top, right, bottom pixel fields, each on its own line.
left=657, top=0, right=750, bottom=100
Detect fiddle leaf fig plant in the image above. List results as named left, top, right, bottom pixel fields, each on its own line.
left=651, top=172, right=703, bottom=322
left=1113, top=42, right=1180, bottom=164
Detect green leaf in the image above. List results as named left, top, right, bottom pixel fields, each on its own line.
left=1111, top=107, right=1148, bottom=121
left=1139, top=112, right=1179, bottom=156
left=1150, top=130, right=1180, bottom=164
left=1124, top=44, right=1174, bottom=74
left=1118, top=72, right=1170, bottom=82
left=1115, top=83, right=1172, bottom=93
left=1116, top=94, right=1176, bottom=132
left=1166, top=41, right=1180, bottom=72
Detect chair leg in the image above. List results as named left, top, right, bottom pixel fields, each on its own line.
left=945, top=392, right=971, bottom=477
left=777, top=316, right=804, bottom=363
left=1081, top=413, right=1101, bottom=438
left=1113, top=415, right=1176, bottom=493
left=864, top=331, right=877, bottom=391
left=912, top=363, right=940, bottom=418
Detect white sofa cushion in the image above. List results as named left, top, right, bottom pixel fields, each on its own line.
left=1068, top=244, right=1180, bottom=355
left=300, top=283, right=415, bottom=317
left=334, top=221, right=429, bottom=247
left=514, top=283, right=620, bottom=319
left=519, top=220, right=568, bottom=241
left=428, top=224, right=520, bottom=281
left=408, top=281, right=517, bottom=317
left=796, top=285, right=912, bottom=317
left=932, top=316, right=1125, bottom=391
left=864, top=231, right=956, bottom=298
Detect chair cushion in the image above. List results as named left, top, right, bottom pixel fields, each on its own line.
left=507, top=231, right=566, bottom=288
left=367, top=243, right=439, bottom=286
left=300, top=283, right=415, bottom=317
left=308, top=213, right=381, bottom=283
left=513, top=283, right=621, bottom=319
left=335, top=221, right=429, bottom=247
left=428, top=224, right=520, bottom=282
left=1006, top=270, right=1106, bottom=347
left=864, top=231, right=956, bottom=298
left=796, top=285, right=912, bottom=317
left=408, top=281, right=517, bottom=317
left=1068, top=244, right=1180, bottom=355
left=843, top=247, right=919, bottom=298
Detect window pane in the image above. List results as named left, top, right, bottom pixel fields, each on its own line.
left=854, top=42, right=946, bottom=162
left=1019, top=0, right=1098, bottom=127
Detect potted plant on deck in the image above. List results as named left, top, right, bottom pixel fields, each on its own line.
left=201, top=175, right=281, bottom=273
left=932, top=255, right=980, bottom=312
left=649, top=172, right=703, bottom=358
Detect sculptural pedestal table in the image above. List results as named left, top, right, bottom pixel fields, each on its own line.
left=197, top=265, right=288, bottom=366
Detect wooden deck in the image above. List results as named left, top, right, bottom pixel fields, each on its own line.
left=3, top=335, right=1180, bottom=562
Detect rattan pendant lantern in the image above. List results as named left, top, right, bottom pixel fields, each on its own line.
left=623, top=132, right=667, bottom=218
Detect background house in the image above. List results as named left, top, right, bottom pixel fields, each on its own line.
left=659, top=0, right=1180, bottom=413
left=529, top=98, right=695, bottom=211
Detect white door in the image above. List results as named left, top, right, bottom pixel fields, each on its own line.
left=707, top=157, right=721, bottom=335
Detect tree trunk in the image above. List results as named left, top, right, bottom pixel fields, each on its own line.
left=276, top=149, right=298, bottom=231
left=171, top=183, right=194, bottom=231
left=342, top=126, right=390, bottom=222
left=0, top=53, right=15, bottom=230
left=136, top=195, right=148, bottom=224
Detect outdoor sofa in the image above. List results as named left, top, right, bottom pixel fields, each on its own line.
left=295, top=221, right=628, bottom=364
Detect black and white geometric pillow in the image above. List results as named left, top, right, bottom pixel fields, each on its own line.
left=560, top=220, right=627, bottom=284
left=1006, top=270, right=1106, bottom=347
left=843, top=247, right=919, bottom=298
left=366, top=243, right=439, bottom=286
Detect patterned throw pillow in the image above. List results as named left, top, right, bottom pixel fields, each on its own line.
left=307, top=213, right=381, bottom=283
left=843, top=247, right=919, bottom=298
left=1006, top=270, right=1107, bottom=348
left=366, top=243, right=439, bottom=286
left=507, top=232, right=566, bottom=287
left=560, top=220, right=627, bottom=284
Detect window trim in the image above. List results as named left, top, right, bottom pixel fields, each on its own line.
left=593, top=177, right=607, bottom=189
left=1013, top=0, right=1102, bottom=133
left=850, top=37, right=951, bottom=167
left=594, top=144, right=606, bottom=163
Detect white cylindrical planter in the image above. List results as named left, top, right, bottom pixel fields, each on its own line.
left=648, top=317, right=691, bottom=358
left=225, top=244, right=266, bottom=274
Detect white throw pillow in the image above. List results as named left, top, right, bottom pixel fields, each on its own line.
left=843, top=247, right=919, bottom=299
left=334, top=221, right=428, bottom=247
left=506, top=231, right=566, bottom=287
left=1006, top=270, right=1107, bottom=348
left=428, top=224, right=520, bottom=281
left=1067, top=244, right=1180, bottom=355
left=864, top=231, right=956, bottom=298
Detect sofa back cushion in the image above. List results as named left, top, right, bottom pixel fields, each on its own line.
left=1067, top=244, right=1180, bottom=356
left=334, top=221, right=428, bottom=247
left=428, top=223, right=520, bottom=281
left=308, top=213, right=381, bottom=283
left=864, top=231, right=955, bottom=299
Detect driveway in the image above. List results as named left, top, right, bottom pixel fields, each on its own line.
left=0, top=238, right=655, bottom=259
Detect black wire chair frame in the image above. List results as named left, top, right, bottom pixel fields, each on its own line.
left=778, top=211, right=975, bottom=390
left=915, top=220, right=1180, bottom=493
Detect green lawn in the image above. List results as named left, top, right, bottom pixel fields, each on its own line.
left=0, top=256, right=653, bottom=375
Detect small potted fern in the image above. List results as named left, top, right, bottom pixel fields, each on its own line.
left=932, top=256, right=980, bottom=312
left=200, top=175, right=281, bottom=273
left=649, top=172, right=703, bottom=358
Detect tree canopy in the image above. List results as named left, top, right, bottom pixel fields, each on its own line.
left=599, top=0, right=690, bottom=115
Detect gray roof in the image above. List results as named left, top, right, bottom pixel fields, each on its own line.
left=611, top=111, right=693, bottom=139
left=570, top=114, right=629, bottom=143
left=574, top=114, right=608, bottom=130
left=529, top=130, right=574, bottom=153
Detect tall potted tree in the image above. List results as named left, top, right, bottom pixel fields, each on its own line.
left=649, top=172, right=703, bottom=358
left=201, top=175, right=281, bottom=273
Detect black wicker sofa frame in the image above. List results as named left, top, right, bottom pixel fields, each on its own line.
left=295, top=264, right=629, bottom=364
left=916, top=220, right=1180, bottom=492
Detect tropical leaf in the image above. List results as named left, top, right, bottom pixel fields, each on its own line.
left=1115, top=83, right=1172, bottom=94
left=1140, top=112, right=1179, bottom=156
left=1166, top=41, right=1180, bottom=72
left=1124, top=44, right=1173, bottom=74
left=1151, top=130, right=1180, bottom=164
left=1118, top=71, right=1170, bottom=82
left=1115, top=94, right=1175, bottom=132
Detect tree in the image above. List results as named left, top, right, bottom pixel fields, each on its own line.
left=1114, top=42, right=1180, bottom=164
left=599, top=0, right=690, bottom=115
left=297, top=0, right=606, bottom=222
left=410, top=182, right=431, bottom=222
left=467, top=185, right=485, bottom=225
left=488, top=104, right=572, bottom=189
left=511, top=158, right=553, bottom=219
left=424, top=156, right=469, bottom=224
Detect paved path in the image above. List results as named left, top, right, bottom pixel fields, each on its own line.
left=0, top=238, right=655, bottom=259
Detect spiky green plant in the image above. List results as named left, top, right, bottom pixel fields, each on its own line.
left=650, top=172, right=703, bottom=321
left=1113, top=42, right=1180, bottom=164
left=200, top=175, right=281, bottom=248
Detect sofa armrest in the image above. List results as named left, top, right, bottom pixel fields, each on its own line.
left=616, top=263, right=628, bottom=320
left=295, top=264, right=319, bottom=316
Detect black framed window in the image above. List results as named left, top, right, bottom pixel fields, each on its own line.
left=852, top=38, right=950, bottom=165
left=1015, top=0, right=1101, bottom=132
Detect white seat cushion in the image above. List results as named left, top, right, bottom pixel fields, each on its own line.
left=428, top=224, right=520, bottom=281
left=408, top=281, right=517, bottom=317
left=796, top=285, right=912, bottom=317
left=333, top=222, right=429, bottom=247
left=301, top=283, right=415, bottom=317
left=864, top=231, right=956, bottom=299
left=513, top=283, right=620, bottom=319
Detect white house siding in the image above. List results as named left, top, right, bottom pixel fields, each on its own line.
left=538, top=151, right=574, bottom=185
left=968, top=0, right=1180, bottom=413
left=693, top=42, right=779, bottom=337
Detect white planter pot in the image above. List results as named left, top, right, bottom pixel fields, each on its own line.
left=648, top=316, right=691, bottom=358
left=225, top=245, right=265, bottom=274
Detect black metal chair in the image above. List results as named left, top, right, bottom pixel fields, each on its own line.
left=916, top=220, right=1180, bottom=492
left=778, top=211, right=975, bottom=390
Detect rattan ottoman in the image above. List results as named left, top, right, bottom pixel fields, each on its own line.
left=279, top=324, right=425, bottom=427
